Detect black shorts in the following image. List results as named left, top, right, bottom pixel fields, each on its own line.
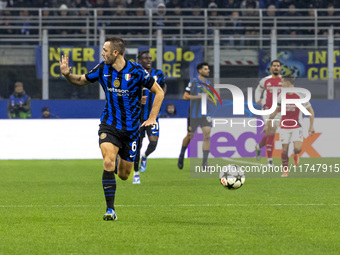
left=98, top=123, right=139, bottom=162
left=140, top=118, right=160, bottom=138
left=187, top=116, right=212, bottom=133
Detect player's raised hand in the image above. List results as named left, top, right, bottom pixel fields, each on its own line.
left=59, top=55, right=72, bottom=76
left=141, top=118, right=156, bottom=127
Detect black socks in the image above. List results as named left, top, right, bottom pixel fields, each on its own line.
left=102, top=170, right=116, bottom=210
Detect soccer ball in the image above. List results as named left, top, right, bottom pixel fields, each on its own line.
left=219, top=164, right=245, bottom=190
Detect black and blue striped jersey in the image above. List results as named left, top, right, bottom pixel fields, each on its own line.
left=185, top=77, right=212, bottom=118
left=85, top=59, right=155, bottom=132
left=141, top=68, right=165, bottom=122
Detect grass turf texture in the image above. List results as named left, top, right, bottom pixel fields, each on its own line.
left=0, top=158, right=339, bottom=254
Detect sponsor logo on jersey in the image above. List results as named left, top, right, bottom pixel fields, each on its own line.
left=107, top=87, right=130, bottom=96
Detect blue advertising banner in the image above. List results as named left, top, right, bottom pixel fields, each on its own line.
left=259, top=49, right=340, bottom=80
left=35, top=46, right=100, bottom=79
left=138, top=46, right=203, bottom=80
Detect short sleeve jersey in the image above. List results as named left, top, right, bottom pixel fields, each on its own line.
left=141, top=68, right=165, bottom=122
left=85, top=60, right=155, bottom=132
left=258, top=75, right=282, bottom=110
left=185, top=77, right=212, bottom=118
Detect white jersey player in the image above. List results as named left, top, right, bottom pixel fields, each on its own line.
left=267, top=74, right=315, bottom=177
left=254, top=60, right=282, bottom=166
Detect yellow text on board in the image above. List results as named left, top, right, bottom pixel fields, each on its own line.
left=307, top=50, right=340, bottom=80
left=149, top=48, right=196, bottom=78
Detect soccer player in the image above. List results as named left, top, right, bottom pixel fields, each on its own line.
left=59, top=37, right=164, bottom=220
left=177, top=62, right=212, bottom=170
left=133, top=51, right=167, bottom=184
left=267, top=74, right=315, bottom=177
left=254, top=60, right=282, bottom=166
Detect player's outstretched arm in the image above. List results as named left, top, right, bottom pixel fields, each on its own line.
left=268, top=106, right=280, bottom=120
left=59, top=55, right=90, bottom=87
left=141, top=81, right=164, bottom=127
left=255, top=78, right=266, bottom=106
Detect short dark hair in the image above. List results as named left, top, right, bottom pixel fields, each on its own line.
left=15, top=81, right=23, bottom=87
left=105, top=36, right=126, bottom=55
left=246, top=1, right=256, bottom=8
left=282, top=74, right=295, bottom=84
left=270, top=59, right=281, bottom=66
left=42, top=106, right=50, bottom=112
left=138, top=51, right=150, bottom=60
left=197, top=62, right=209, bottom=71
left=166, top=103, right=177, bottom=115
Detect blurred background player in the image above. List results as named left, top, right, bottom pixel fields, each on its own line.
left=266, top=74, right=315, bottom=177
left=133, top=51, right=167, bottom=184
left=254, top=60, right=282, bottom=166
left=177, top=62, right=212, bottom=170
left=7, top=81, right=31, bottom=119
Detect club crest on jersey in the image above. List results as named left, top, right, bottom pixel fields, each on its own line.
left=113, top=79, right=120, bottom=88
left=125, top=74, right=131, bottom=81
left=267, top=82, right=271, bottom=86
left=153, top=75, right=158, bottom=81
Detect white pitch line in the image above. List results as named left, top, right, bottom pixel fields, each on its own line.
left=222, top=157, right=263, bottom=166
left=0, top=203, right=338, bottom=208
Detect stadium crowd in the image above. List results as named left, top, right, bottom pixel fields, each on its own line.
left=0, top=0, right=338, bottom=40
left=0, top=0, right=339, bottom=9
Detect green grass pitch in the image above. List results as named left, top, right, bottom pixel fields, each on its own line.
left=0, top=158, right=340, bottom=254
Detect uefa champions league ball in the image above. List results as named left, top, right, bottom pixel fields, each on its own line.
left=219, top=164, right=245, bottom=190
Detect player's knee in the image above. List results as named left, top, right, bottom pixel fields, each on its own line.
left=118, top=172, right=129, bottom=181
left=294, top=148, right=301, bottom=154
left=203, top=133, right=210, bottom=141
left=281, top=145, right=289, bottom=155
left=103, top=157, right=115, bottom=171
left=267, top=129, right=275, bottom=136
left=282, top=150, right=288, bottom=155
